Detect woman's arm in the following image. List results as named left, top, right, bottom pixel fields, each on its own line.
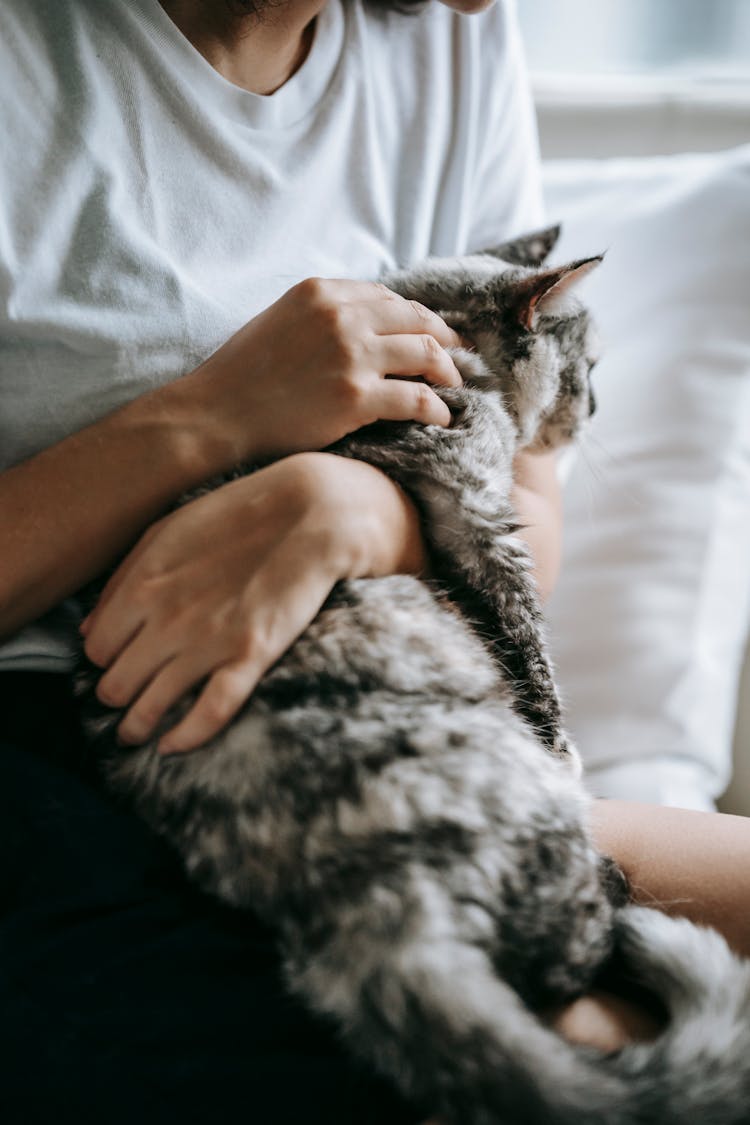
left=81, top=451, right=428, bottom=754
left=1, top=279, right=462, bottom=641
left=80, top=425, right=564, bottom=754
left=511, top=448, right=563, bottom=603
left=1, top=376, right=226, bottom=641
left=591, top=800, right=750, bottom=958
left=544, top=801, right=750, bottom=1053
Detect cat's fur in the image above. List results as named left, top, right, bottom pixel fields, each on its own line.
left=75, top=228, right=750, bottom=1124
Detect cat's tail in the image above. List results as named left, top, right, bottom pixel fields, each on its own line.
left=294, top=921, right=625, bottom=1125
left=600, top=903, right=750, bottom=1123
left=296, top=905, right=750, bottom=1125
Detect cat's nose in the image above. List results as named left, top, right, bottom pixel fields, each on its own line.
left=588, top=389, right=597, bottom=417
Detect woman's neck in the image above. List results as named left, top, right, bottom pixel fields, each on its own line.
left=158, top=0, right=326, bottom=94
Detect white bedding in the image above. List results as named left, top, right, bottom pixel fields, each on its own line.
left=542, top=146, right=750, bottom=811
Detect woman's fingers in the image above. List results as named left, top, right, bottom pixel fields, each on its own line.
left=103, top=597, right=259, bottom=748
left=376, top=378, right=452, bottom=428
left=115, top=654, right=189, bottom=746
left=324, top=278, right=464, bottom=355
left=156, top=663, right=259, bottom=755
left=376, top=333, right=462, bottom=388
left=96, top=622, right=175, bottom=713
left=113, top=627, right=258, bottom=749
left=84, top=595, right=146, bottom=670
left=83, top=526, right=169, bottom=667
left=197, top=276, right=468, bottom=459
left=116, top=530, right=335, bottom=755
left=115, top=649, right=226, bottom=749
left=368, top=289, right=464, bottom=352
left=158, top=536, right=335, bottom=754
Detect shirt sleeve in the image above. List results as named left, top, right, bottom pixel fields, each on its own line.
left=465, top=0, right=545, bottom=253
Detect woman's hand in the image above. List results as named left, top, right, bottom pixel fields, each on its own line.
left=191, top=277, right=464, bottom=464
left=0, top=277, right=463, bottom=641
left=81, top=453, right=425, bottom=755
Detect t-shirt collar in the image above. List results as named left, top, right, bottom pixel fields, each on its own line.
left=136, top=0, right=346, bottom=129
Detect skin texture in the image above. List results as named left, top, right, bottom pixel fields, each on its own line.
left=1, top=278, right=463, bottom=625
left=510, top=449, right=561, bottom=601
left=159, top=0, right=326, bottom=95
left=591, top=801, right=750, bottom=960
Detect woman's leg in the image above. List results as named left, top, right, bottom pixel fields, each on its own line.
left=590, top=799, right=750, bottom=958
left=548, top=799, right=750, bottom=1052
left=0, top=672, right=421, bottom=1125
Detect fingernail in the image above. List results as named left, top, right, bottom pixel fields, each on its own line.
left=116, top=719, right=147, bottom=746
left=79, top=615, right=91, bottom=635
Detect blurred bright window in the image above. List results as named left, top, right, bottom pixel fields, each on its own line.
left=517, top=0, right=750, bottom=84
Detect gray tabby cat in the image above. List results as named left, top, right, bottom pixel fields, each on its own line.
left=76, top=227, right=750, bottom=1124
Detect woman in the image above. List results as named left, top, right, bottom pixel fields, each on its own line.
left=1, top=1, right=748, bottom=1121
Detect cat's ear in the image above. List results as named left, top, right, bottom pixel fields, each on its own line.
left=479, top=225, right=562, bottom=268
left=515, top=255, right=603, bottom=331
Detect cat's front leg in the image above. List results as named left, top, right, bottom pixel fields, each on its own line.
left=444, top=537, right=579, bottom=770
left=408, top=419, right=576, bottom=765
left=410, top=469, right=575, bottom=764
left=335, top=399, right=577, bottom=766
left=403, top=441, right=577, bottom=767
left=336, top=385, right=515, bottom=518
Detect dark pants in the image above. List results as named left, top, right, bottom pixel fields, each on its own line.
left=0, top=672, right=420, bottom=1125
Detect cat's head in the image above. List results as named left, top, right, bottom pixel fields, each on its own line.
left=382, top=226, right=601, bottom=450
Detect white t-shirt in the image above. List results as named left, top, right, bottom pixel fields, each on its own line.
left=0, top=0, right=543, bottom=672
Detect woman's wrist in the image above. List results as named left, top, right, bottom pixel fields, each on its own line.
left=165, top=354, right=264, bottom=478
left=294, top=447, right=559, bottom=602
left=307, top=454, right=427, bottom=581
left=0, top=372, right=258, bottom=640
left=368, top=472, right=426, bottom=576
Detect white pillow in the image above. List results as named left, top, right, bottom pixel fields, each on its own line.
left=542, top=146, right=750, bottom=811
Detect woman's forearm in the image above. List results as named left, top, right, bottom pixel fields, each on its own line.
left=590, top=800, right=750, bottom=958
left=1, top=280, right=465, bottom=642
left=1, top=395, right=560, bottom=645
left=0, top=371, right=236, bottom=640
left=511, top=449, right=562, bottom=603
left=542, top=801, right=750, bottom=1055
left=358, top=470, right=428, bottom=579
